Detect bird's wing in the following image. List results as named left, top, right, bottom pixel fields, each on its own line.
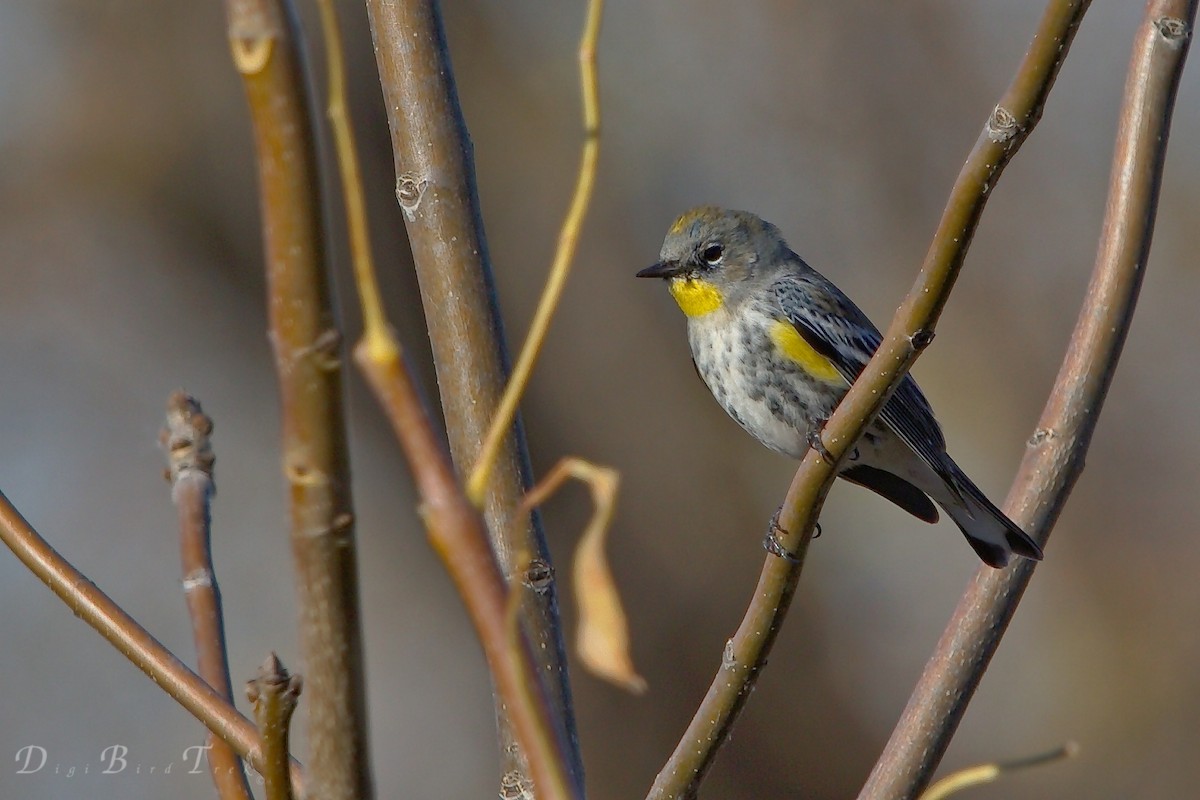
left=772, top=273, right=949, bottom=471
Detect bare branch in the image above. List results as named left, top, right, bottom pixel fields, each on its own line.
left=223, top=2, right=369, bottom=798
left=649, top=3, right=1092, bottom=798
left=0, top=490, right=305, bottom=796
left=860, top=2, right=1198, bottom=797
left=353, top=344, right=578, bottom=800
left=247, top=653, right=304, bottom=800
left=362, top=0, right=583, bottom=791
left=160, top=392, right=253, bottom=800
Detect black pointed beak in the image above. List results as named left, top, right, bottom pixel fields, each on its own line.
left=636, top=260, right=684, bottom=279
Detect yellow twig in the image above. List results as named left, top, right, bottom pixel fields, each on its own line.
left=920, top=742, right=1078, bottom=800
left=330, top=0, right=580, bottom=791
left=466, top=0, right=604, bottom=505
left=315, top=0, right=397, bottom=365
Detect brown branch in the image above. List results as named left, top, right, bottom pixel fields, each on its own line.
left=0, top=490, right=305, bottom=796
left=362, top=0, right=583, bottom=793
left=248, top=653, right=304, bottom=800
left=224, top=2, right=370, bottom=799
left=860, top=3, right=1197, bottom=797
left=160, top=393, right=253, bottom=800
left=650, top=3, right=1093, bottom=798
left=310, top=0, right=578, bottom=793
left=354, top=343, right=578, bottom=800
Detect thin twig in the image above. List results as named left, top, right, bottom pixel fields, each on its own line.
left=919, top=742, right=1078, bottom=800
left=224, top=2, right=369, bottom=799
left=247, top=653, right=304, bottom=800
left=0, top=490, right=305, bottom=796
left=860, top=3, right=1197, bottom=797
left=649, top=3, right=1093, bottom=798
left=315, top=0, right=579, bottom=794
left=362, top=0, right=584, bottom=792
left=466, top=0, right=604, bottom=505
left=160, top=393, right=253, bottom=800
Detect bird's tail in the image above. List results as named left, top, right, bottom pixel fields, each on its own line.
left=938, top=459, right=1043, bottom=568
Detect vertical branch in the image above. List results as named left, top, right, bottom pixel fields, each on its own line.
left=224, top=2, right=370, bottom=799
left=314, top=0, right=578, bottom=792
left=649, top=3, right=1092, bottom=798
left=248, top=653, right=304, bottom=800
left=860, top=2, right=1198, bottom=798
left=161, top=393, right=253, bottom=800
left=362, top=0, right=584, bottom=792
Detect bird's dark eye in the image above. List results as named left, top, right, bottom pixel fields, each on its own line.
left=701, top=243, right=724, bottom=266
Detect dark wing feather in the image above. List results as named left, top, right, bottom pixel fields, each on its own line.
left=772, top=271, right=950, bottom=474
left=841, top=465, right=939, bottom=523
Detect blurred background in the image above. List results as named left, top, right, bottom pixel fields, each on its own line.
left=1, top=1, right=1198, bottom=798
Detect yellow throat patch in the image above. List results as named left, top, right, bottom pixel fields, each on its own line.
left=768, top=320, right=842, bottom=383
left=668, top=278, right=724, bottom=317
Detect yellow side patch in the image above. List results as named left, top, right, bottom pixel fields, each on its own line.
left=768, top=320, right=842, bottom=382
left=668, top=278, right=724, bottom=317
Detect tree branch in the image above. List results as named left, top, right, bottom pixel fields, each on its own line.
left=859, top=2, right=1198, bottom=797
left=353, top=343, right=579, bottom=800
left=247, top=653, right=303, bottom=800
left=161, top=392, right=253, bottom=800
left=361, top=0, right=583, bottom=792
left=224, top=2, right=370, bottom=798
left=0, top=490, right=305, bottom=796
left=650, top=2, right=1093, bottom=798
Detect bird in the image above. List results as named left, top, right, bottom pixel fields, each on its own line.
left=636, top=206, right=1043, bottom=567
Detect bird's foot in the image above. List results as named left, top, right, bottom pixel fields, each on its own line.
left=807, top=424, right=836, bottom=465
left=763, top=507, right=820, bottom=562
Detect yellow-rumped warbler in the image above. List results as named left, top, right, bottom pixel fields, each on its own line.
left=637, top=206, right=1043, bottom=567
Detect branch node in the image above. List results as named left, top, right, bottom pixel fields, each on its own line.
left=985, top=105, right=1020, bottom=143
left=395, top=172, right=429, bottom=219
left=500, top=769, right=536, bottom=800
left=1027, top=427, right=1057, bottom=448
left=308, top=328, right=344, bottom=370
left=721, top=639, right=737, bottom=671
left=909, top=328, right=936, bottom=351
left=1155, top=16, right=1190, bottom=45
left=522, top=557, right=555, bottom=594
left=231, top=36, right=274, bottom=75
left=182, top=569, right=215, bottom=592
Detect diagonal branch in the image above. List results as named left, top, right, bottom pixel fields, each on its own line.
left=224, top=2, right=370, bottom=798
left=362, top=0, right=584, bottom=793
left=0, top=490, right=305, bottom=796
left=650, top=2, right=1093, bottom=798
left=353, top=344, right=579, bottom=800
left=860, top=2, right=1198, bottom=797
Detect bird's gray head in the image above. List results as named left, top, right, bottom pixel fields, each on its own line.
left=636, top=206, right=790, bottom=317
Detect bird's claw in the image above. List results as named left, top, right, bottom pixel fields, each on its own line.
left=807, top=425, right=836, bottom=465
left=764, top=507, right=800, bottom=563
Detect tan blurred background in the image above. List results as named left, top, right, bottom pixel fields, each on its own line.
left=2, top=1, right=1198, bottom=798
